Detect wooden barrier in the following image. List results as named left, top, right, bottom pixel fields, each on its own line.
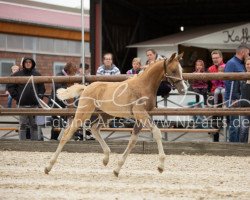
left=100, top=127, right=219, bottom=133
left=0, top=127, right=18, bottom=131
left=0, top=107, right=249, bottom=116
left=3, top=73, right=249, bottom=142
left=0, top=127, right=219, bottom=134
left=100, top=127, right=220, bottom=141
left=0, top=126, right=219, bottom=142
left=0, top=127, right=19, bottom=139
left=0, top=72, right=250, bottom=84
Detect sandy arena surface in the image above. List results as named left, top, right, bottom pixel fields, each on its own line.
left=0, top=151, right=249, bottom=200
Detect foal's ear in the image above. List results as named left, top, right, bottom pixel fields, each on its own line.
left=177, top=52, right=184, bottom=61
left=168, top=53, right=177, bottom=62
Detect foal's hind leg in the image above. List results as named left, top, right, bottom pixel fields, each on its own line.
left=90, top=115, right=111, bottom=166
left=44, top=119, right=81, bottom=174
left=113, top=122, right=142, bottom=177
left=44, top=105, right=94, bottom=174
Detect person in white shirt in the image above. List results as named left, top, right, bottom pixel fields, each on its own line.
left=96, top=53, right=121, bottom=75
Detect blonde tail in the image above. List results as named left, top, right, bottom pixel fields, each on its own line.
left=57, top=84, right=86, bottom=100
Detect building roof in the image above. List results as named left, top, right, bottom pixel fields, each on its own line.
left=0, top=1, right=89, bottom=31
left=128, top=22, right=248, bottom=49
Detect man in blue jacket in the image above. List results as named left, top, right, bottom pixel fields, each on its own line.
left=224, top=44, right=249, bottom=142
left=7, top=57, right=45, bottom=140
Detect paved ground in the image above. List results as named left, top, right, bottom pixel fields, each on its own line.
left=0, top=151, right=249, bottom=200
left=1, top=117, right=250, bottom=199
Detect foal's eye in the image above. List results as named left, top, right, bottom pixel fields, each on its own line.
left=172, top=70, right=177, bottom=75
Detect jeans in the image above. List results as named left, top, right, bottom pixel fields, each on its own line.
left=7, top=95, right=12, bottom=108
left=19, top=106, right=39, bottom=140
left=228, top=115, right=240, bottom=142
left=214, top=87, right=225, bottom=105
left=239, top=115, right=250, bottom=143
left=226, top=100, right=240, bottom=142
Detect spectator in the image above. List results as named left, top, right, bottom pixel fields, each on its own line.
left=77, top=63, right=90, bottom=76
left=84, top=63, right=90, bottom=75
left=96, top=53, right=120, bottom=75
left=225, top=44, right=250, bottom=142
left=145, top=48, right=165, bottom=64
left=142, top=48, right=171, bottom=96
left=50, top=62, right=77, bottom=140
left=126, top=57, right=141, bottom=75
left=96, top=53, right=121, bottom=129
left=212, top=65, right=225, bottom=107
left=239, top=57, right=250, bottom=143
left=191, top=59, right=208, bottom=105
left=7, top=57, right=45, bottom=140
left=140, top=48, right=165, bottom=71
left=208, top=50, right=225, bottom=93
left=5, top=65, right=20, bottom=108
left=207, top=50, right=225, bottom=142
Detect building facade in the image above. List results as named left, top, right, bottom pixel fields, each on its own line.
left=0, top=0, right=90, bottom=107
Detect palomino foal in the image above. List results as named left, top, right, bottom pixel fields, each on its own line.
left=44, top=53, right=187, bottom=177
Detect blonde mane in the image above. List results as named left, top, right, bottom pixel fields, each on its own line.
left=135, top=59, right=164, bottom=78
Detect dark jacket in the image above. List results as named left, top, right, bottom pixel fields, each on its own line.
left=240, top=81, right=250, bottom=107
left=50, top=71, right=69, bottom=108
left=7, top=57, right=45, bottom=106
left=224, top=56, right=246, bottom=102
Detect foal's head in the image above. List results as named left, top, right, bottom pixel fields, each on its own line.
left=164, top=53, right=187, bottom=94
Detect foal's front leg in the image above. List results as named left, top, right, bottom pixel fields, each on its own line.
left=134, top=108, right=166, bottom=173
left=148, top=122, right=166, bottom=173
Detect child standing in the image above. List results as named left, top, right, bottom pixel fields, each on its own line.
left=239, top=57, right=250, bottom=143
left=5, top=65, right=20, bottom=108
left=191, top=59, right=208, bottom=105
left=126, top=57, right=141, bottom=75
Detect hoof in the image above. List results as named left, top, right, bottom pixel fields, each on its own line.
left=113, top=170, right=119, bottom=177
left=44, top=167, right=50, bottom=175
left=103, top=159, right=109, bottom=166
left=157, top=167, right=164, bottom=173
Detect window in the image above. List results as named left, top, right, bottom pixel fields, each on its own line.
left=0, top=34, right=6, bottom=50
left=0, top=33, right=88, bottom=56
left=37, top=38, right=54, bottom=53
left=54, top=39, right=68, bottom=54
left=7, top=35, right=23, bottom=50
left=53, top=62, right=66, bottom=76
left=84, top=42, right=90, bottom=57
left=23, top=36, right=35, bottom=51
left=0, top=59, right=16, bottom=90
left=68, top=40, right=81, bottom=55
